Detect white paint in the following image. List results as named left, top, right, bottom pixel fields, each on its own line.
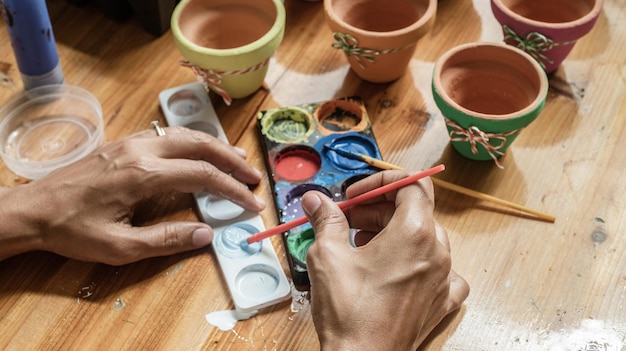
left=534, top=319, right=624, bottom=351
left=205, top=309, right=257, bottom=331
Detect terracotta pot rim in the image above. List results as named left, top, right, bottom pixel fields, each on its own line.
left=171, top=0, right=286, bottom=57
left=433, top=42, right=549, bottom=121
left=491, top=0, right=603, bottom=29
left=323, top=0, right=437, bottom=38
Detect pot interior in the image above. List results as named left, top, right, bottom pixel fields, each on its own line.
left=177, top=0, right=277, bottom=49
left=439, top=45, right=544, bottom=116
left=329, top=0, right=428, bottom=32
left=499, top=0, right=597, bottom=23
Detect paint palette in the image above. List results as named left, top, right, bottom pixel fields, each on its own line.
left=158, top=82, right=291, bottom=312
left=257, top=96, right=382, bottom=289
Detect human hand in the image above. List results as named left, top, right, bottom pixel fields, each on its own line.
left=0, top=126, right=266, bottom=265
left=302, top=170, right=469, bottom=351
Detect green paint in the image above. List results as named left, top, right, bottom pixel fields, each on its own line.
left=286, top=227, right=315, bottom=266
left=260, top=107, right=314, bottom=143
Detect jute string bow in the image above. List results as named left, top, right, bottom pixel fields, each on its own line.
left=179, top=58, right=269, bottom=106
left=331, top=32, right=411, bottom=69
left=501, top=25, right=576, bottom=70
left=445, top=118, right=525, bottom=169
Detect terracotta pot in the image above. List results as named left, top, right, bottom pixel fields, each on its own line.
left=171, top=0, right=285, bottom=105
left=432, top=42, right=548, bottom=168
left=491, top=0, right=603, bottom=73
left=323, top=0, right=437, bottom=83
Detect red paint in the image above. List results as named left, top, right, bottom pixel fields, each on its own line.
left=274, top=148, right=320, bottom=181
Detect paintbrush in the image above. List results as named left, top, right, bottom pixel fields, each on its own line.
left=324, top=144, right=556, bottom=222
left=244, top=164, right=445, bottom=245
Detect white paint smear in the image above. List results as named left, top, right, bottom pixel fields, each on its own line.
left=205, top=310, right=257, bottom=331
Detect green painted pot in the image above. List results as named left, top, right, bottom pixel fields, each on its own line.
left=432, top=42, right=548, bottom=166
left=171, top=0, right=285, bottom=102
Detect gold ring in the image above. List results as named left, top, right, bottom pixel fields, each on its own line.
left=151, top=121, right=166, bottom=136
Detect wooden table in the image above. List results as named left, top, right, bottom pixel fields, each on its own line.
left=1, top=0, right=625, bottom=350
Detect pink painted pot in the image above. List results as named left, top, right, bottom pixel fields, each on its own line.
left=323, top=0, right=437, bottom=83
left=491, top=0, right=603, bottom=73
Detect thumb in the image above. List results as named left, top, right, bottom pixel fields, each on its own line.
left=301, top=191, right=350, bottom=244
left=129, top=222, right=214, bottom=262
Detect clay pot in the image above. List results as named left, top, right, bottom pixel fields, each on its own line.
left=171, top=0, right=285, bottom=105
left=432, top=42, right=549, bottom=167
left=491, top=0, right=603, bottom=73
left=323, top=0, right=437, bottom=83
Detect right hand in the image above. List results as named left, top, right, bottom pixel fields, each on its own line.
left=302, top=170, right=469, bottom=351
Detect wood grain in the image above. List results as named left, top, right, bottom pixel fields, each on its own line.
left=1, top=0, right=625, bottom=350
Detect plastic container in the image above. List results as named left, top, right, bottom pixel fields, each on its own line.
left=0, top=85, right=104, bottom=179
left=1, top=0, right=65, bottom=90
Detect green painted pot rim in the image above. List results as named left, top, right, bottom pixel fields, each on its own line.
left=432, top=42, right=548, bottom=127
left=171, top=0, right=286, bottom=57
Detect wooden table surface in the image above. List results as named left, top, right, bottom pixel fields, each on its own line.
left=1, top=0, right=625, bottom=350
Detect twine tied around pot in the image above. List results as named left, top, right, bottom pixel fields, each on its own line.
left=501, top=25, right=575, bottom=70
left=179, top=58, right=270, bottom=106
left=331, top=32, right=408, bottom=69
left=445, top=118, right=524, bottom=169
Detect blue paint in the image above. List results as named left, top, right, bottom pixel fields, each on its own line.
left=257, top=97, right=381, bottom=287
left=215, top=223, right=262, bottom=259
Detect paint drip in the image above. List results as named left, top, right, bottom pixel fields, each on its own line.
left=205, top=309, right=257, bottom=331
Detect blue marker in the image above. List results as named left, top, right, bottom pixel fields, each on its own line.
left=1, top=0, right=64, bottom=90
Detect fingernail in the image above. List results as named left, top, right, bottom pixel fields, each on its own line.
left=192, top=227, right=213, bottom=247
left=233, top=146, right=247, bottom=158
left=302, top=193, right=322, bottom=216
left=254, top=194, right=266, bottom=209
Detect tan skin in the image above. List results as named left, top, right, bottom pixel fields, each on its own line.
left=0, top=127, right=469, bottom=349
left=302, top=171, right=470, bottom=351
left=0, top=126, right=266, bottom=264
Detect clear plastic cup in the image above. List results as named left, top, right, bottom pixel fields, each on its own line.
left=0, top=84, right=104, bottom=179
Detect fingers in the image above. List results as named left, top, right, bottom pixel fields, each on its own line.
left=301, top=191, right=352, bottom=260
left=103, top=222, right=215, bottom=265
left=150, top=127, right=264, bottom=186
left=108, top=126, right=266, bottom=212
left=447, top=269, right=470, bottom=312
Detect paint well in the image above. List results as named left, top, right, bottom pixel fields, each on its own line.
left=315, top=98, right=367, bottom=134
left=283, top=184, right=332, bottom=220
left=167, top=90, right=203, bottom=116
left=260, top=107, right=314, bottom=143
left=214, top=223, right=262, bottom=259
left=326, top=135, right=379, bottom=171
left=274, top=146, right=321, bottom=181
left=205, top=196, right=245, bottom=221
left=185, top=121, right=219, bottom=137
left=286, top=228, right=315, bottom=266
left=235, top=264, right=281, bottom=299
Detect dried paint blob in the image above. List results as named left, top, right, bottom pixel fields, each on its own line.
left=235, top=264, right=281, bottom=299
left=166, top=90, right=204, bottom=116
left=315, top=99, right=367, bottom=134
left=260, top=107, right=314, bottom=143
left=286, top=228, right=315, bottom=267
left=274, top=146, right=321, bottom=181
left=214, top=223, right=262, bottom=259
left=205, top=310, right=257, bottom=331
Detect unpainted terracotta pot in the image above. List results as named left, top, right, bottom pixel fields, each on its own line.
left=491, top=0, right=603, bottom=73
left=323, top=0, right=437, bottom=83
left=432, top=42, right=549, bottom=166
left=171, top=0, right=285, bottom=102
